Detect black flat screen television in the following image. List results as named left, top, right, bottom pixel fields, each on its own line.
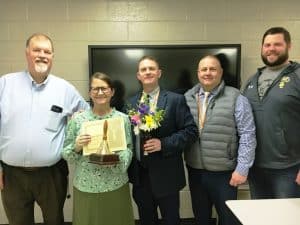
left=88, top=44, right=241, bottom=109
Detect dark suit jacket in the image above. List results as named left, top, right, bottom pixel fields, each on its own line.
left=126, top=89, right=198, bottom=198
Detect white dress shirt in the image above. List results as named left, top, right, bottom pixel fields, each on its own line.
left=0, top=71, right=89, bottom=170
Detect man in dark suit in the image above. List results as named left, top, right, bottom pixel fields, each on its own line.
left=125, top=55, right=198, bottom=225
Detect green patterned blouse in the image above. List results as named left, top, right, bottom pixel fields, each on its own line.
left=62, top=109, right=133, bottom=193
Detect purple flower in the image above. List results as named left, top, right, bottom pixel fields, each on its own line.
left=138, top=103, right=150, bottom=114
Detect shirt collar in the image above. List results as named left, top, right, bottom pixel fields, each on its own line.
left=198, top=85, right=222, bottom=99
left=88, top=108, right=116, bottom=119
left=26, top=71, right=50, bottom=87
left=144, top=86, right=160, bottom=99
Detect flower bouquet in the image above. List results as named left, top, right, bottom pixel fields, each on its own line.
left=127, top=101, right=165, bottom=155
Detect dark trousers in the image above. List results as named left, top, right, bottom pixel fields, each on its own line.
left=1, top=160, right=68, bottom=225
left=248, top=165, right=300, bottom=199
left=132, top=167, right=180, bottom=225
left=187, top=166, right=241, bottom=225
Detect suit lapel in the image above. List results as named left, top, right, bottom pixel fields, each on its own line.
left=131, top=92, right=143, bottom=110
left=156, top=89, right=167, bottom=110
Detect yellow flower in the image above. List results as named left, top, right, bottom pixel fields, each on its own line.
left=127, top=102, right=165, bottom=134
left=145, top=115, right=154, bottom=127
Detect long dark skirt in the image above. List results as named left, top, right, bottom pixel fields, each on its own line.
left=73, top=183, right=135, bottom=225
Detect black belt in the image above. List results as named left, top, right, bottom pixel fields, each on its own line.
left=1, top=161, right=56, bottom=172
left=1, top=159, right=69, bottom=175
left=14, top=166, right=43, bottom=171
left=0, top=159, right=69, bottom=176
left=1, top=162, right=48, bottom=172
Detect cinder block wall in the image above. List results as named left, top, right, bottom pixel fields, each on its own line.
left=0, top=0, right=300, bottom=223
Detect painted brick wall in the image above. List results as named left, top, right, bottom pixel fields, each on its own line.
left=0, top=0, right=299, bottom=223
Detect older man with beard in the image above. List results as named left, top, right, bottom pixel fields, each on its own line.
left=243, top=27, right=300, bottom=199
left=0, top=33, right=89, bottom=225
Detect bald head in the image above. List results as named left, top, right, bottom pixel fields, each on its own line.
left=197, top=55, right=223, bottom=91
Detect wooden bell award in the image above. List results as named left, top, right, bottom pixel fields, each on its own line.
left=89, top=120, right=120, bottom=165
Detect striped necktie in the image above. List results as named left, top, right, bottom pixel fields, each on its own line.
left=142, top=92, right=150, bottom=105
left=199, top=91, right=210, bottom=131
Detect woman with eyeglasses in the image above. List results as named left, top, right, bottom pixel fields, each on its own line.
left=62, top=72, right=134, bottom=225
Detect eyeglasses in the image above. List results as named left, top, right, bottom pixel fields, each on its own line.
left=90, top=86, right=111, bottom=94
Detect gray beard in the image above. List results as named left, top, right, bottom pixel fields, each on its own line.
left=35, top=63, right=48, bottom=73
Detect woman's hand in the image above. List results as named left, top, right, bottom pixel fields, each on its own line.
left=75, top=134, right=91, bottom=153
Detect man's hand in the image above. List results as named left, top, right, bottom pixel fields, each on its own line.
left=295, top=170, right=300, bottom=185
left=0, top=171, right=4, bottom=190
left=144, top=138, right=161, bottom=153
left=230, top=171, right=247, bottom=187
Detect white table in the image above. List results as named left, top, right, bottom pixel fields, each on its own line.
left=226, top=198, right=300, bottom=225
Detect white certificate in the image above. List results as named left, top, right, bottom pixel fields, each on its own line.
left=81, top=117, right=127, bottom=156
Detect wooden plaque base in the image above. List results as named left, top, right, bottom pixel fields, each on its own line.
left=89, top=153, right=120, bottom=165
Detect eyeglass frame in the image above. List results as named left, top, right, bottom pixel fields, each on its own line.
left=90, top=86, right=111, bottom=94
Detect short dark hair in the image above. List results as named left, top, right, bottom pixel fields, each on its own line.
left=262, top=27, right=291, bottom=45
left=89, top=72, right=114, bottom=89
left=26, top=33, right=54, bottom=52
left=137, top=55, right=160, bottom=70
